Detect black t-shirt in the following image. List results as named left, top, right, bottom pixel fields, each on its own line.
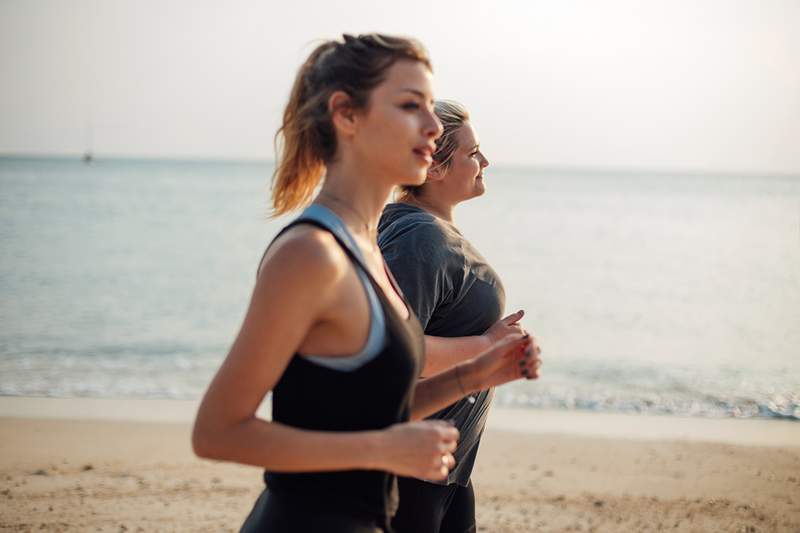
left=378, top=202, right=505, bottom=486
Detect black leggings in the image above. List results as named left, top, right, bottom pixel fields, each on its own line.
left=391, top=477, right=476, bottom=533
left=240, top=489, right=386, bottom=533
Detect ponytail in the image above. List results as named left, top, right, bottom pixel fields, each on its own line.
left=270, top=34, right=431, bottom=216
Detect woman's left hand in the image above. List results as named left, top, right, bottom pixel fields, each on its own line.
left=482, top=310, right=526, bottom=345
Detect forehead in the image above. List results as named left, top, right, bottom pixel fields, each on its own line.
left=455, top=121, right=478, bottom=148
left=374, top=59, right=434, bottom=99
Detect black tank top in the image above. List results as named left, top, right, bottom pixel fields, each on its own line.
left=263, top=212, right=426, bottom=525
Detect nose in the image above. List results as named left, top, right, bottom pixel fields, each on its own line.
left=425, top=109, right=443, bottom=140
left=479, top=151, right=489, bottom=168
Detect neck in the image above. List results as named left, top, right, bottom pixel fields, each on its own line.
left=402, top=191, right=455, bottom=223
left=316, top=162, right=394, bottom=242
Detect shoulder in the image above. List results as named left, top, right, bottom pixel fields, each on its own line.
left=379, top=205, right=451, bottom=250
left=258, top=223, right=349, bottom=289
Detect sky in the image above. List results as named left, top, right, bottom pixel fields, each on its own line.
left=1, top=0, right=799, bottom=174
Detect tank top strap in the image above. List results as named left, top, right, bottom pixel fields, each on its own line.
left=259, top=204, right=389, bottom=295
left=294, top=204, right=373, bottom=270
left=257, top=204, right=388, bottom=372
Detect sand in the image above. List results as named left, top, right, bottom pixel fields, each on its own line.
left=1, top=397, right=798, bottom=532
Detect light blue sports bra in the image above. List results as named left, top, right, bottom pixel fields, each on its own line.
left=290, top=204, right=387, bottom=371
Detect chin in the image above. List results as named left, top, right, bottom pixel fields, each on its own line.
left=402, top=169, right=428, bottom=187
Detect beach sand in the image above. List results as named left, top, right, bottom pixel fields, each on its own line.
left=1, top=398, right=799, bottom=532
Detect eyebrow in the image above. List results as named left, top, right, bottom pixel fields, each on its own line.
left=399, top=88, right=426, bottom=97
left=468, top=144, right=480, bottom=152
left=399, top=88, right=434, bottom=103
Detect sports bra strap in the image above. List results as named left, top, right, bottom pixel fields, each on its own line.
left=259, top=204, right=387, bottom=372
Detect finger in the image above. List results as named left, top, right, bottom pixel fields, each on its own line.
left=518, top=357, right=533, bottom=377
left=519, top=357, right=538, bottom=372
left=445, top=453, right=456, bottom=469
left=429, top=459, right=450, bottom=481
left=526, top=336, right=540, bottom=353
left=519, top=336, right=535, bottom=355
left=429, top=453, right=456, bottom=477
left=523, top=358, right=542, bottom=379
left=497, top=332, right=528, bottom=350
left=524, top=340, right=540, bottom=358
left=426, top=419, right=458, bottom=434
left=428, top=419, right=456, bottom=429
left=497, top=335, right=529, bottom=361
left=519, top=353, right=540, bottom=370
left=438, top=439, right=458, bottom=453
left=501, top=309, right=525, bottom=326
left=430, top=423, right=459, bottom=442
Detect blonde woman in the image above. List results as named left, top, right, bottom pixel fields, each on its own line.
left=192, top=35, right=540, bottom=532
left=379, top=100, right=536, bottom=533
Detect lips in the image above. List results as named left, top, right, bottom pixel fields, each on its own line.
left=413, top=144, right=434, bottom=164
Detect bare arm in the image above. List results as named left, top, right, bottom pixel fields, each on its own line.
left=421, top=310, right=526, bottom=377
left=411, top=332, right=542, bottom=420
left=192, top=228, right=458, bottom=480
left=422, top=336, right=489, bottom=377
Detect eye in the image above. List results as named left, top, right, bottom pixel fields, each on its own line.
left=401, top=102, right=420, bottom=110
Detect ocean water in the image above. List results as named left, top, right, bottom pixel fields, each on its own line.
left=1, top=157, right=798, bottom=420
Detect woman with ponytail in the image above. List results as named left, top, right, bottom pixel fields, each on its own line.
left=192, top=34, right=540, bottom=532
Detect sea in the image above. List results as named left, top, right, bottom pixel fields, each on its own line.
left=1, top=156, right=798, bottom=420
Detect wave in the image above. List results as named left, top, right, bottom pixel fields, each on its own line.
left=0, top=353, right=797, bottom=421
left=496, top=358, right=800, bottom=420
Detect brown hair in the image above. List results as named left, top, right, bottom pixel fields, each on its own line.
left=398, top=99, right=469, bottom=199
left=271, top=33, right=432, bottom=216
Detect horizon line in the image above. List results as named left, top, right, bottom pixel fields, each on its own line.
left=1, top=152, right=798, bottom=180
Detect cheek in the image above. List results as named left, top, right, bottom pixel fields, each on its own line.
left=467, top=159, right=481, bottom=180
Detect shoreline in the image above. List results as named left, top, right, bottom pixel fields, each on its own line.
left=1, top=395, right=798, bottom=447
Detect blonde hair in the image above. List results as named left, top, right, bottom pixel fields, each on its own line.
left=271, top=34, right=431, bottom=216
left=398, top=99, right=469, bottom=199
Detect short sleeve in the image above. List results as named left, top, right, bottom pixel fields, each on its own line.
left=379, top=221, right=452, bottom=330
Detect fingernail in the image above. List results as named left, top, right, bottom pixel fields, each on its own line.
left=522, top=333, right=530, bottom=339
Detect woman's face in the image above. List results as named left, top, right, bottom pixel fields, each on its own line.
left=350, top=60, right=443, bottom=187
left=441, top=121, right=489, bottom=201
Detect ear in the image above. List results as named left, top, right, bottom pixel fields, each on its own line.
left=425, top=164, right=447, bottom=183
left=328, top=90, right=358, bottom=137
